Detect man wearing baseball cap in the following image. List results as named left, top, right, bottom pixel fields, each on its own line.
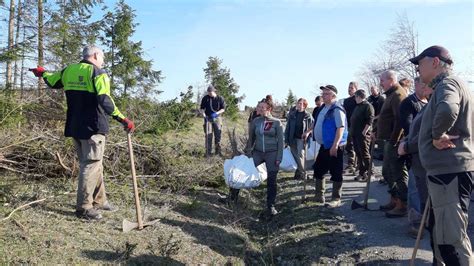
left=411, top=45, right=474, bottom=265
left=200, top=84, right=226, bottom=156
left=305, top=85, right=348, bottom=207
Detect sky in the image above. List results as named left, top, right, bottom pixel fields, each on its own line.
left=110, top=0, right=473, bottom=107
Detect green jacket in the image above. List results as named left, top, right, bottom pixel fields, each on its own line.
left=349, top=100, right=374, bottom=137
left=419, top=73, right=474, bottom=175
left=42, top=60, right=125, bottom=139
left=376, top=84, right=407, bottom=142
left=247, top=115, right=284, bottom=161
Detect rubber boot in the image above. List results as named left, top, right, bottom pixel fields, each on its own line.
left=315, top=178, right=326, bottom=204
left=379, top=195, right=396, bottom=211
left=326, top=181, right=343, bottom=208
left=385, top=198, right=408, bottom=218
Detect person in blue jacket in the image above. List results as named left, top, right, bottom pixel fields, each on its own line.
left=305, top=85, right=348, bottom=207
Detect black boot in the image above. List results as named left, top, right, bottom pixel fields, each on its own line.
left=215, top=143, right=222, bottom=156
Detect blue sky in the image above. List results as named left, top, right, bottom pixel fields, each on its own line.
left=109, top=0, right=473, bottom=107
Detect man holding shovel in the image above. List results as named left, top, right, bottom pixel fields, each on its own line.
left=29, top=45, right=135, bottom=220
left=200, top=85, right=226, bottom=156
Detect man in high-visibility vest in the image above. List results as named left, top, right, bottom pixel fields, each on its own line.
left=29, top=45, right=135, bottom=220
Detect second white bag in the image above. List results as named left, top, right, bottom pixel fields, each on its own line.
left=279, top=147, right=297, bottom=172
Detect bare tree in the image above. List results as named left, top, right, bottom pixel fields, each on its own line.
left=358, top=13, right=418, bottom=90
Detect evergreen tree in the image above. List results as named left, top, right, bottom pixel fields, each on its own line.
left=203, top=56, right=243, bottom=120
left=100, top=0, right=162, bottom=98
left=46, top=0, right=102, bottom=68
left=285, top=89, right=296, bottom=108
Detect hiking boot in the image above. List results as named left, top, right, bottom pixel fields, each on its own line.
left=344, top=166, right=356, bottom=176
left=379, top=196, right=396, bottom=211
left=76, top=208, right=102, bottom=220
left=215, top=144, right=222, bottom=156
left=354, top=174, right=368, bottom=182
left=95, top=201, right=118, bottom=212
left=385, top=198, right=407, bottom=218
left=326, top=198, right=341, bottom=208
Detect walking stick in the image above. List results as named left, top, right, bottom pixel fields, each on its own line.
left=410, top=198, right=431, bottom=266
left=302, top=139, right=308, bottom=203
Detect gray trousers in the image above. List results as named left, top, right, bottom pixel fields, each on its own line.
left=73, top=134, right=107, bottom=211
left=428, top=172, right=473, bottom=266
left=204, top=117, right=222, bottom=154
left=290, top=139, right=306, bottom=177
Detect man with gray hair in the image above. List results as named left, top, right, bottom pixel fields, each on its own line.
left=411, top=45, right=474, bottom=265
left=29, top=45, right=135, bottom=220
left=376, top=70, right=408, bottom=218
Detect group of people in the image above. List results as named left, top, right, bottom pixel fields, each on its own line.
left=29, top=43, right=473, bottom=265
left=215, top=45, right=473, bottom=265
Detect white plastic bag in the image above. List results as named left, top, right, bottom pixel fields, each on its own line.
left=223, top=155, right=267, bottom=189
left=306, top=138, right=320, bottom=161
left=279, top=147, right=297, bottom=172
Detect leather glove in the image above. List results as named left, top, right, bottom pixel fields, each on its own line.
left=28, top=66, right=45, bottom=77
left=211, top=112, right=219, bottom=119
left=120, top=118, right=135, bottom=132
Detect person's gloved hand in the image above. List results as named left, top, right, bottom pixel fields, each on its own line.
left=211, top=112, right=219, bottom=119
left=120, top=118, right=135, bottom=132
left=28, top=66, right=45, bottom=77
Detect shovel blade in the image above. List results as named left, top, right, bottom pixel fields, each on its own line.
left=122, top=218, right=160, bottom=232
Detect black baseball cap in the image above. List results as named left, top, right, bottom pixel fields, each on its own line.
left=320, top=85, right=338, bottom=95
left=409, top=45, right=453, bottom=65
left=207, top=84, right=216, bottom=92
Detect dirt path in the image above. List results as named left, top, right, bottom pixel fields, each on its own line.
left=316, top=159, right=474, bottom=265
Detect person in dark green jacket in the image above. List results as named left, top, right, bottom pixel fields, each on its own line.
left=29, top=45, right=135, bottom=220
left=350, top=89, right=374, bottom=182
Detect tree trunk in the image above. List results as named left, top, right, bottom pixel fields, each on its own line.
left=13, top=0, right=22, bottom=91
left=6, top=0, right=16, bottom=90
left=37, top=0, right=44, bottom=96
left=110, top=23, right=115, bottom=89
left=20, top=23, right=26, bottom=97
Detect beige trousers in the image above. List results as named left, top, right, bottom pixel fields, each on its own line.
left=74, top=134, right=107, bottom=211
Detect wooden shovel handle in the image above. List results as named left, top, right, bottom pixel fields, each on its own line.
left=410, top=198, right=431, bottom=265
left=127, top=133, right=143, bottom=230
